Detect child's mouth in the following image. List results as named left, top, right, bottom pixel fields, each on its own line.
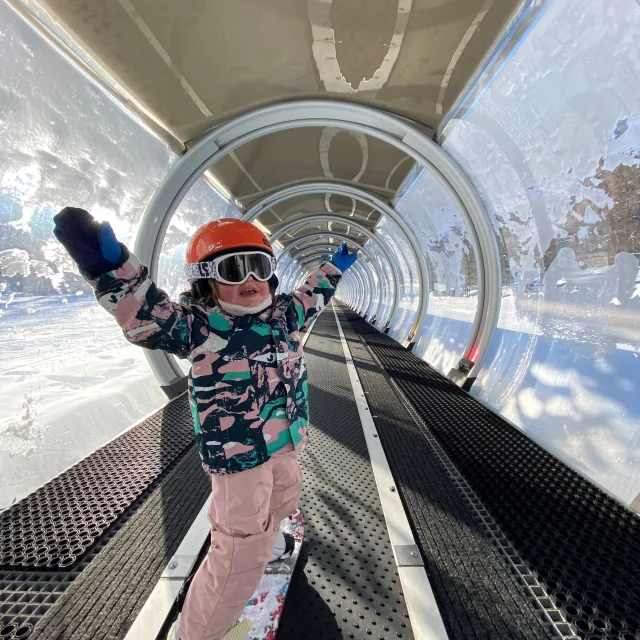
left=240, top=286, right=258, bottom=297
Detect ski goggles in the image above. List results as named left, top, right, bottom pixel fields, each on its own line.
left=185, top=251, right=277, bottom=285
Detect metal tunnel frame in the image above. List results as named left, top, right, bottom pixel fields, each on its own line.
left=134, top=99, right=500, bottom=390
left=295, top=250, right=375, bottom=317
left=243, top=181, right=429, bottom=336
left=349, top=264, right=369, bottom=315
left=341, top=270, right=361, bottom=310
left=279, top=237, right=388, bottom=323
left=287, top=258, right=370, bottom=321
left=271, top=213, right=403, bottom=321
left=280, top=256, right=385, bottom=325
left=298, top=253, right=381, bottom=321
left=269, top=215, right=402, bottom=325
left=291, top=246, right=380, bottom=319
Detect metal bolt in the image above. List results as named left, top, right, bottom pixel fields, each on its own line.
left=390, top=486, right=396, bottom=492
left=373, top=433, right=378, bottom=438
left=169, top=561, right=177, bottom=569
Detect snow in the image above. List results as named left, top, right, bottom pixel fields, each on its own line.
left=0, top=3, right=239, bottom=506
left=0, top=295, right=167, bottom=506
left=0, top=249, right=31, bottom=277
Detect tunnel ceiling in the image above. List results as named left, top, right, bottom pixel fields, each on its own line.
left=279, top=220, right=371, bottom=252
left=262, top=197, right=379, bottom=227
left=216, top=130, right=410, bottom=203
left=29, top=0, right=524, bottom=238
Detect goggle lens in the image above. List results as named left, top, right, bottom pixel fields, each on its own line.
left=216, top=252, right=273, bottom=283
left=185, top=251, right=275, bottom=284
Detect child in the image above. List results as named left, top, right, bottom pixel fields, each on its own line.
left=53, top=208, right=357, bottom=640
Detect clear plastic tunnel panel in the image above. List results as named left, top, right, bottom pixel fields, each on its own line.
left=360, top=252, right=386, bottom=323
left=363, top=240, right=394, bottom=328
left=395, top=168, right=479, bottom=374
left=374, top=215, right=419, bottom=341
left=439, top=0, right=640, bottom=505
left=156, top=183, right=241, bottom=302
left=275, top=251, right=296, bottom=290
left=155, top=181, right=242, bottom=375
left=0, top=1, right=180, bottom=505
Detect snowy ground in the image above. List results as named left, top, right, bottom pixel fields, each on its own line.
left=0, top=2, right=232, bottom=508
left=0, top=294, right=166, bottom=507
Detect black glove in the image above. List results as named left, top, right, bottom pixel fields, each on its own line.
left=53, top=207, right=129, bottom=278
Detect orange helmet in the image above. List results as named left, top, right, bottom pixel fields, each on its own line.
left=186, top=218, right=274, bottom=264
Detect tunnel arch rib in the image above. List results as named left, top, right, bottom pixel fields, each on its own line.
left=134, top=99, right=499, bottom=391
left=242, top=181, right=429, bottom=339
left=293, top=246, right=379, bottom=319
left=270, top=217, right=403, bottom=325
left=279, top=236, right=388, bottom=322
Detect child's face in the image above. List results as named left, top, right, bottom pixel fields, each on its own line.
left=211, top=275, right=270, bottom=307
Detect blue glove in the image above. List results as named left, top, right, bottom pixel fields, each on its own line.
left=330, top=242, right=357, bottom=273
left=53, top=207, right=129, bottom=278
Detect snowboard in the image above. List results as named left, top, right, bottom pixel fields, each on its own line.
left=239, top=510, right=304, bottom=639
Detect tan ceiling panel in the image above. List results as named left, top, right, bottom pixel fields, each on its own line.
left=330, top=1, right=402, bottom=88
left=283, top=226, right=368, bottom=251
left=34, top=0, right=523, bottom=142
left=378, top=0, right=519, bottom=118
left=258, top=194, right=381, bottom=228
left=211, top=128, right=412, bottom=203
left=31, top=0, right=521, bottom=220
left=127, top=0, right=321, bottom=135
left=269, top=210, right=377, bottom=238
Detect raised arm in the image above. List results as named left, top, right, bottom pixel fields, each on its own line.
left=53, top=208, right=201, bottom=358
left=88, top=256, right=202, bottom=357
left=288, top=242, right=357, bottom=331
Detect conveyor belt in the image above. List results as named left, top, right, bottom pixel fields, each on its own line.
left=339, top=305, right=640, bottom=640
left=277, top=309, right=412, bottom=640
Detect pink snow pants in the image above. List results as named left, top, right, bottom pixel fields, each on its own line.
left=177, top=450, right=302, bottom=640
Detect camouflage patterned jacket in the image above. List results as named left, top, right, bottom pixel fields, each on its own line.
left=89, top=254, right=342, bottom=474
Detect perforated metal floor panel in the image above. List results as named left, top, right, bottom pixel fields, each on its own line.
left=276, top=310, right=413, bottom=640
left=339, top=305, right=640, bottom=640
left=0, top=397, right=208, bottom=640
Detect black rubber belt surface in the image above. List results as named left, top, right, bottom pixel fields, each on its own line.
left=340, top=306, right=640, bottom=640
left=0, top=394, right=209, bottom=640
left=336, top=306, right=555, bottom=640
left=278, top=309, right=413, bottom=640
left=0, top=397, right=195, bottom=570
